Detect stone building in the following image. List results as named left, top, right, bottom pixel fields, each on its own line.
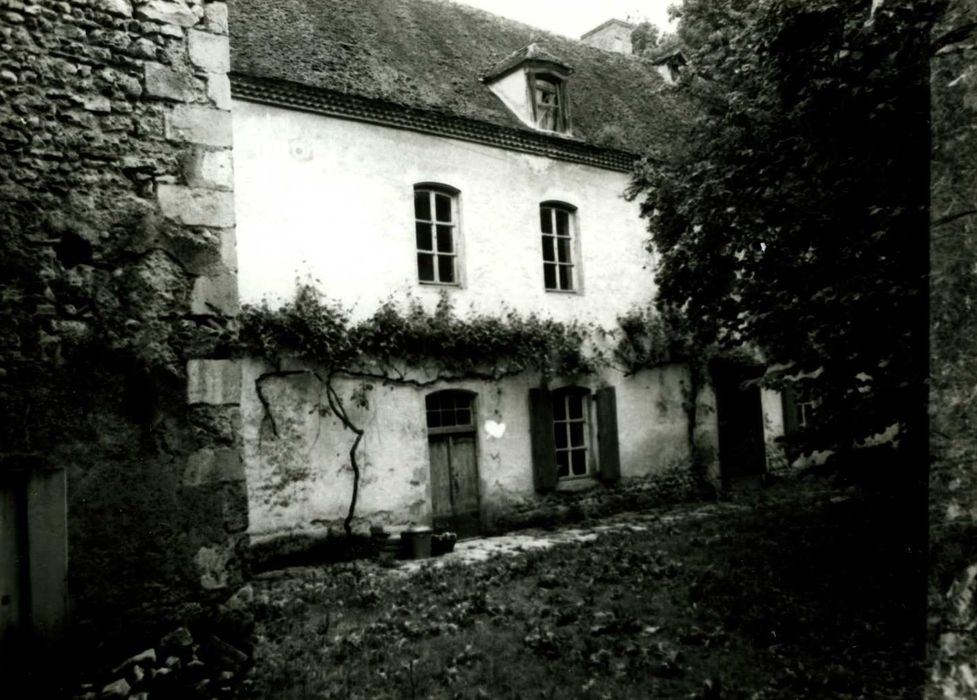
left=0, top=0, right=246, bottom=683
left=228, top=0, right=789, bottom=545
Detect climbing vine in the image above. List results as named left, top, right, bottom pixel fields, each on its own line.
left=239, top=284, right=722, bottom=531
left=238, top=285, right=606, bottom=535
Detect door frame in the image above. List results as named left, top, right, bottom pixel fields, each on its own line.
left=424, top=390, right=482, bottom=536
left=709, top=358, right=767, bottom=488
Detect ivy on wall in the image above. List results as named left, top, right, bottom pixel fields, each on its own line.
left=238, top=285, right=604, bottom=383
left=238, top=285, right=616, bottom=535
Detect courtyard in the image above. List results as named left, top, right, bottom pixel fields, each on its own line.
left=244, top=474, right=923, bottom=699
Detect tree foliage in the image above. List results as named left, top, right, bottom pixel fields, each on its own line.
left=630, top=0, right=937, bottom=455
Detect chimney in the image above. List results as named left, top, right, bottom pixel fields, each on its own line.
left=580, top=19, right=635, bottom=55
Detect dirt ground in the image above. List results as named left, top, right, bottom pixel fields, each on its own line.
left=243, top=474, right=924, bottom=699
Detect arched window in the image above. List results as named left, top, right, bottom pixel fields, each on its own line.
left=425, top=390, right=475, bottom=433
left=539, top=201, right=578, bottom=292
left=413, top=184, right=460, bottom=285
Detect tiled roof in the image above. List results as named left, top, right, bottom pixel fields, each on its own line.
left=229, top=0, right=686, bottom=158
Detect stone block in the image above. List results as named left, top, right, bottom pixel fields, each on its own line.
left=82, top=94, right=111, bottom=113
left=165, top=104, right=232, bottom=146
left=157, top=184, right=234, bottom=227
left=207, top=72, right=231, bottom=110
left=144, top=62, right=195, bottom=102
left=135, top=0, right=201, bottom=27
left=191, top=268, right=238, bottom=315
left=183, top=147, right=232, bottom=190
left=204, top=2, right=228, bottom=34
left=184, top=447, right=243, bottom=487
left=222, top=481, right=249, bottom=534
left=194, top=544, right=232, bottom=590
left=188, top=29, right=229, bottom=73
left=219, top=226, right=237, bottom=270
left=96, top=0, right=133, bottom=16
left=187, top=359, right=241, bottom=405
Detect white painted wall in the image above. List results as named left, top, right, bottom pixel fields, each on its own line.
left=231, top=101, right=732, bottom=540
left=241, top=359, right=694, bottom=540
left=232, top=100, right=654, bottom=328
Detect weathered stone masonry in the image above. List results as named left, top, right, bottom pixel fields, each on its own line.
left=0, top=0, right=246, bottom=668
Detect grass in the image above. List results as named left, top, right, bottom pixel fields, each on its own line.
left=244, top=476, right=924, bottom=699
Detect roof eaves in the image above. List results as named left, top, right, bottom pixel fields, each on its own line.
left=230, top=72, right=639, bottom=173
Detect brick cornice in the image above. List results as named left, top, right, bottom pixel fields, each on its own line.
left=229, top=73, right=639, bottom=173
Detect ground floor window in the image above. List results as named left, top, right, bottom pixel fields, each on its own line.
left=529, top=385, right=620, bottom=492
left=552, top=388, right=590, bottom=478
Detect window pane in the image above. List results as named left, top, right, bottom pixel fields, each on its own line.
left=544, top=263, right=557, bottom=289
left=427, top=409, right=441, bottom=428
left=435, top=193, right=452, bottom=223
left=414, top=190, right=431, bottom=221
left=437, top=255, right=455, bottom=283
left=416, top=222, right=432, bottom=251
left=553, top=396, right=566, bottom=420
left=555, top=209, right=569, bottom=236
left=570, top=449, right=586, bottom=476
left=418, top=253, right=434, bottom=281
left=559, top=265, right=573, bottom=290
left=554, top=424, right=568, bottom=449
left=542, top=236, right=555, bottom=262
left=455, top=408, right=471, bottom=426
left=568, top=422, right=584, bottom=448
left=540, top=208, right=552, bottom=234
left=556, top=450, right=569, bottom=478
left=537, top=107, right=557, bottom=131
left=440, top=408, right=456, bottom=427
left=436, top=225, right=454, bottom=253
left=567, top=395, right=583, bottom=419
left=426, top=394, right=442, bottom=412
left=556, top=237, right=571, bottom=263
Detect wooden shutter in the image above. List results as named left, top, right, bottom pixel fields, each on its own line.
left=596, top=386, right=621, bottom=483
left=528, top=388, right=557, bottom=492
left=781, top=385, right=799, bottom=435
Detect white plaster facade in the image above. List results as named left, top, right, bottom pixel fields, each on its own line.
left=232, top=100, right=653, bottom=325
left=232, top=99, right=791, bottom=540
left=241, top=363, right=705, bottom=540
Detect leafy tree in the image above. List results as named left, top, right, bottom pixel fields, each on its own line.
left=630, top=0, right=936, bottom=460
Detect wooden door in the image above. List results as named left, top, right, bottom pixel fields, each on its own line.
left=0, top=481, right=28, bottom=674
left=426, top=392, right=481, bottom=537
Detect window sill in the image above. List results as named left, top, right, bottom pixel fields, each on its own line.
left=418, top=281, right=462, bottom=288
left=555, top=476, right=598, bottom=492
left=544, top=288, right=581, bottom=295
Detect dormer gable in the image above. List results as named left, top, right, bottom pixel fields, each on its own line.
left=481, top=43, right=573, bottom=135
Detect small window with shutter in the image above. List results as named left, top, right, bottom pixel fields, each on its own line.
left=529, top=386, right=621, bottom=490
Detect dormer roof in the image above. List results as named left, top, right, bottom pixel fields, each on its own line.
left=229, top=0, right=688, bottom=157
left=481, top=42, right=573, bottom=82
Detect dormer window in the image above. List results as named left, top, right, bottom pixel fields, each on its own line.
left=530, top=73, right=566, bottom=132
left=482, top=43, right=573, bottom=135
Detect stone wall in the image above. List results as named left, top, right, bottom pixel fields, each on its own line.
left=0, top=0, right=246, bottom=674
left=929, top=0, right=977, bottom=696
